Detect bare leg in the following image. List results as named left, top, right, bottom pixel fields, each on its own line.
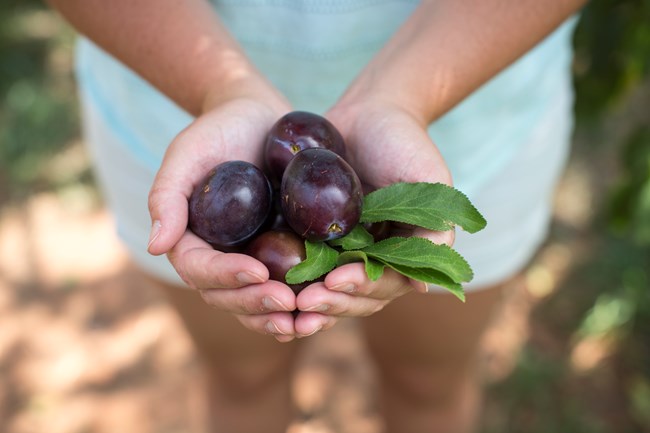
left=155, top=278, right=301, bottom=433
left=361, top=278, right=517, bottom=433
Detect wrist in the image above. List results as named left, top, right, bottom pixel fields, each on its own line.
left=327, top=92, right=428, bottom=153
left=333, top=63, right=437, bottom=130
left=201, top=72, right=290, bottom=117
left=326, top=96, right=454, bottom=188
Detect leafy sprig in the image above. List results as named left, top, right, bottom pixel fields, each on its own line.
left=285, top=182, right=486, bottom=301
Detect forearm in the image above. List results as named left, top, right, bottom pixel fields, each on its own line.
left=337, top=0, right=588, bottom=124
left=46, top=0, right=278, bottom=116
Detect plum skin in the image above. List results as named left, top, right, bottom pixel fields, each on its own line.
left=264, top=111, right=346, bottom=183
left=245, top=230, right=308, bottom=295
left=188, top=161, right=272, bottom=248
left=281, top=148, right=363, bottom=242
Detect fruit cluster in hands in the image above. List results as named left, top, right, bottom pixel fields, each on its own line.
left=188, top=111, right=361, bottom=294
left=188, top=111, right=488, bottom=301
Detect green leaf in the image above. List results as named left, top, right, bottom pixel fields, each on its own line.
left=286, top=241, right=339, bottom=285
left=328, top=225, right=374, bottom=250
left=381, top=262, right=465, bottom=302
left=337, top=251, right=385, bottom=281
left=361, top=237, right=473, bottom=283
left=361, top=182, right=487, bottom=234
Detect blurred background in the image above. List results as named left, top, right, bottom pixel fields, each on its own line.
left=0, top=0, right=649, bottom=432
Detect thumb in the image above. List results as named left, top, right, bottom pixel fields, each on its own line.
left=146, top=119, right=218, bottom=256
left=147, top=168, right=194, bottom=256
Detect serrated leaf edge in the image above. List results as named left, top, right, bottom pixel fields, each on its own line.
left=361, top=182, right=487, bottom=234
left=361, top=236, right=474, bottom=283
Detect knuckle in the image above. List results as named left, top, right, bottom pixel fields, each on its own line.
left=353, top=283, right=372, bottom=297
left=360, top=300, right=387, bottom=317
left=321, top=319, right=336, bottom=332
left=238, top=292, right=258, bottom=314
left=168, top=253, right=195, bottom=289
left=373, top=301, right=388, bottom=314
left=206, top=254, right=231, bottom=289
left=147, top=185, right=166, bottom=214
left=198, top=290, right=213, bottom=305
left=360, top=307, right=378, bottom=317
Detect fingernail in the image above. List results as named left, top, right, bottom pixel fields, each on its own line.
left=275, top=335, right=295, bottom=343
left=262, top=296, right=290, bottom=311
left=302, top=304, right=330, bottom=312
left=330, top=282, right=356, bottom=293
left=147, top=220, right=162, bottom=251
left=236, top=271, right=265, bottom=285
left=265, top=321, right=286, bottom=335
left=298, top=326, right=322, bottom=338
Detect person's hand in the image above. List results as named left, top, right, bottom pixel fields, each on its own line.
left=292, top=99, right=455, bottom=337
left=147, top=90, right=299, bottom=342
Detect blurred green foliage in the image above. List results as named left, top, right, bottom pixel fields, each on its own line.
left=485, top=347, right=609, bottom=433
left=487, top=4, right=650, bottom=430
left=607, top=127, right=650, bottom=245
left=491, top=1, right=650, bottom=422
left=0, top=0, right=84, bottom=203
left=573, top=0, right=650, bottom=119
left=574, top=0, right=650, bottom=246
left=500, top=233, right=650, bottom=433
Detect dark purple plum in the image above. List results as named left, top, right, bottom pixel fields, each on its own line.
left=188, top=161, right=272, bottom=248
left=364, top=221, right=392, bottom=242
left=264, top=111, right=346, bottom=183
left=260, top=188, right=290, bottom=232
left=281, top=148, right=363, bottom=242
left=246, top=230, right=308, bottom=295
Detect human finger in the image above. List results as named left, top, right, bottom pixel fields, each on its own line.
left=199, top=280, right=297, bottom=315
left=293, top=311, right=339, bottom=339
left=166, top=230, right=269, bottom=290
left=234, top=311, right=297, bottom=342
left=146, top=127, right=221, bottom=256
left=323, top=263, right=421, bottom=298
left=296, top=281, right=390, bottom=318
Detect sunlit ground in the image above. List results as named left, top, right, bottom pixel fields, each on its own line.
left=1, top=3, right=649, bottom=433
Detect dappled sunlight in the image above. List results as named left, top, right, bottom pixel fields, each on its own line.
left=553, top=161, right=595, bottom=229
left=0, top=193, right=202, bottom=432
left=525, top=243, right=574, bottom=299
left=570, top=334, right=617, bottom=373
left=481, top=278, right=531, bottom=383
left=569, top=291, right=635, bottom=374
left=291, top=321, right=384, bottom=433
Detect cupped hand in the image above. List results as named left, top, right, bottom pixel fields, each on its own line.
left=147, top=95, right=298, bottom=342
left=292, top=100, right=455, bottom=336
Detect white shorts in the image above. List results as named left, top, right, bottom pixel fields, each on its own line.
left=450, top=88, right=573, bottom=290
left=79, top=85, right=573, bottom=292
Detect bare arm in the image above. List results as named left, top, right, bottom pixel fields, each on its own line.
left=336, top=0, right=588, bottom=124
left=45, top=0, right=284, bottom=116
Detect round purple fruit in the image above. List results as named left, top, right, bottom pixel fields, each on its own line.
left=246, top=230, right=308, bottom=295
left=188, top=161, right=272, bottom=248
left=281, top=148, right=363, bottom=242
left=264, top=111, right=346, bottom=183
